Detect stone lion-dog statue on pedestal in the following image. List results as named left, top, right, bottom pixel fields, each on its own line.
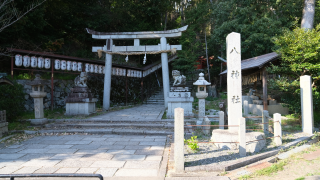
left=172, top=70, right=186, bottom=86
left=74, top=72, right=88, bottom=87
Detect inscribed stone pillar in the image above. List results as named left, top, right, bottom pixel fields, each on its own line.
left=34, top=98, right=44, bottom=119
left=174, top=108, right=184, bottom=173
left=103, top=39, right=113, bottom=110
left=161, top=37, right=170, bottom=108
left=227, top=32, right=242, bottom=132
left=198, top=99, right=205, bottom=119
left=219, top=111, right=224, bottom=130
left=300, top=75, right=314, bottom=134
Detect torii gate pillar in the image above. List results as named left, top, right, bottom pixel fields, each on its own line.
left=161, top=37, right=170, bottom=108
left=103, top=39, right=113, bottom=110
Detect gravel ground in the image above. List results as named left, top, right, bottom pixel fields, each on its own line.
left=184, top=131, right=311, bottom=167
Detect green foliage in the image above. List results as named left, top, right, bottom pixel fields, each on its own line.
left=184, top=136, right=199, bottom=151
left=0, top=82, right=26, bottom=122
left=220, top=94, right=227, bottom=99
left=269, top=24, right=320, bottom=119
left=239, top=160, right=288, bottom=179
left=8, top=121, right=31, bottom=131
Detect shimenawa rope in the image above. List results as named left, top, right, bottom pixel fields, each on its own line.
left=97, top=48, right=177, bottom=58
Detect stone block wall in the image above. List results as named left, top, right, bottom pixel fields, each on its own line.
left=16, top=71, right=162, bottom=111
left=17, top=79, right=73, bottom=111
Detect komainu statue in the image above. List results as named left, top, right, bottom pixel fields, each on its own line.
left=172, top=70, right=186, bottom=86
left=74, top=72, right=88, bottom=87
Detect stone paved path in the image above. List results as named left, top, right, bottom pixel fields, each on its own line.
left=0, top=134, right=167, bottom=179
left=88, top=104, right=165, bottom=121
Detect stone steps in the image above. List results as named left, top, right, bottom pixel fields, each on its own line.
left=35, top=128, right=174, bottom=136
left=45, top=123, right=174, bottom=129
left=47, top=119, right=196, bottom=123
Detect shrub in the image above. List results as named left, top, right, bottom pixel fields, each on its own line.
left=0, top=81, right=26, bottom=122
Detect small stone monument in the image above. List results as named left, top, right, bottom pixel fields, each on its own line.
left=65, top=72, right=98, bottom=115
left=0, top=110, right=8, bottom=137
left=166, top=70, right=194, bottom=118
left=27, top=74, right=48, bottom=125
left=193, top=73, right=211, bottom=119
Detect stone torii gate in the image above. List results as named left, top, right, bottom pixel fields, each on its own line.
left=86, top=26, right=188, bottom=110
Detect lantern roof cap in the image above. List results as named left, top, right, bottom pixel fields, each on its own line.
left=27, top=74, right=49, bottom=86
left=193, top=73, right=211, bottom=86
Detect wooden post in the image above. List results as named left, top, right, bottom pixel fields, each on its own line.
left=126, top=68, right=128, bottom=106
left=262, top=67, right=268, bottom=110
left=11, top=56, right=13, bottom=79
left=51, top=60, right=54, bottom=110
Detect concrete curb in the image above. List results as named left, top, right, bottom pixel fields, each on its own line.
left=169, top=135, right=312, bottom=173
left=158, top=135, right=171, bottom=177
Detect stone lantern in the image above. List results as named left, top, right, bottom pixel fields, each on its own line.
left=27, top=74, right=48, bottom=125
left=193, top=73, right=211, bottom=119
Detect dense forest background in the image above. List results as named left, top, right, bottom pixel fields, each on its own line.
left=1, top=0, right=320, bottom=81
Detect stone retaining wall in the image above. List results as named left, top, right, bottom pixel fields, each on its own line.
left=17, top=79, right=73, bottom=111
left=16, top=72, right=161, bottom=111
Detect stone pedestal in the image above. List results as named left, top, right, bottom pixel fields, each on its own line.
left=211, top=129, right=266, bottom=153
left=65, top=87, right=97, bottom=115
left=167, top=91, right=194, bottom=118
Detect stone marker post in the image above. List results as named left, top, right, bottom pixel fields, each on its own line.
left=227, top=32, right=242, bottom=132
left=174, top=108, right=184, bottom=173
left=243, top=100, right=248, bottom=117
left=262, top=110, right=269, bottom=134
left=274, top=113, right=282, bottom=146
left=239, top=117, right=246, bottom=157
left=219, top=111, right=224, bottom=130
left=202, top=116, right=211, bottom=135
left=300, top=75, right=314, bottom=134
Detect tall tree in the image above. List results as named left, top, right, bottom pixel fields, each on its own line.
left=301, top=0, right=316, bottom=29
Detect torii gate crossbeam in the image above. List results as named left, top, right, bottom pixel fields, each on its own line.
left=86, top=26, right=188, bottom=110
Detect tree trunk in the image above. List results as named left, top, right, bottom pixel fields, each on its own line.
left=181, top=1, right=184, bottom=26
left=301, top=0, right=316, bottom=29
left=164, top=12, right=167, bottom=31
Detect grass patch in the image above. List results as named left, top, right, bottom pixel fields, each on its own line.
left=246, top=119, right=260, bottom=130
left=8, top=121, right=31, bottom=131
left=239, top=160, right=288, bottom=179
left=162, top=111, right=167, bottom=119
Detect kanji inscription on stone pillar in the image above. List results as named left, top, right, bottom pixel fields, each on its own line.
left=227, top=32, right=242, bottom=132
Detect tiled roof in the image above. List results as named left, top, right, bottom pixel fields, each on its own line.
left=220, top=52, right=279, bottom=75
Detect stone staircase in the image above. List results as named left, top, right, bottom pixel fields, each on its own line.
left=144, top=89, right=164, bottom=105
left=34, top=104, right=177, bottom=136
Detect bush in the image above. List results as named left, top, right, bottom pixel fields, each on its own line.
left=269, top=24, right=320, bottom=121
left=0, top=81, right=26, bottom=122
